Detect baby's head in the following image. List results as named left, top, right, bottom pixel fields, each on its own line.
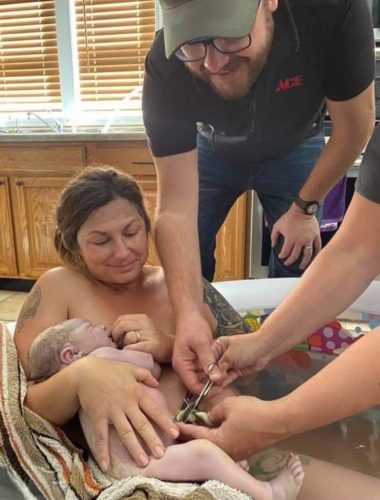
left=28, top=318, right=116, bottom=381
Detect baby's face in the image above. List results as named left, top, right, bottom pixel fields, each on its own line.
left=65, top=318, right=116, bottom=355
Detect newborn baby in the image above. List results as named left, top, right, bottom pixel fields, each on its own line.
left=28, top=318, right=304, bottom=500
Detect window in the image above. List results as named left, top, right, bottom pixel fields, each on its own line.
left=76, top=0, right=155, bottom=112
left=0, top=0, right=157, bottom=129
left=0, top=1, right=61, bottom=114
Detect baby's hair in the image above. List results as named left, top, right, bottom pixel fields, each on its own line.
left=28, top=319, right=84, bottom=381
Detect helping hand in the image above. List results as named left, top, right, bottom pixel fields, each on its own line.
left=178, top=396, right=288, bottom=460
left=172, top=313, right=223, bottom=394
left=271, top=203, right=321, bottom=270
left=111, top=314, right=174, bottom=363
left=75, top=357, right=179, bottom=471
left=211, top=332, right=269, bottom=384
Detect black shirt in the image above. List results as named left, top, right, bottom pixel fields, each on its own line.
left=143, top=0, right=374, bottom=164
left=356, top=124, right=380, bottom=204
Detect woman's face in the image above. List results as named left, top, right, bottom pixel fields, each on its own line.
left=76, top=197, right=149, bottom=286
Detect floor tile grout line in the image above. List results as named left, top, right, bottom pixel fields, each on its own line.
left=0, top=291, right=19, bottom=304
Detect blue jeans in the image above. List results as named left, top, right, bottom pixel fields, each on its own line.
left=197, top=132, right=325, bottom=280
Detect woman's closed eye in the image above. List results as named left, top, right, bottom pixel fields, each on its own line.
left=91, top=239, right=109, bottom=245
left=124, top=231, right=138, bottom=237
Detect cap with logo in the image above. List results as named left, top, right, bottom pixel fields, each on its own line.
left=159, top=0, right=261, bottom=58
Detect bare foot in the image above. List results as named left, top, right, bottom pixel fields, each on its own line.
left=269, top=454, right=304, bottom=500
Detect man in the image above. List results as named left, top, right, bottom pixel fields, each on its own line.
left=143, top=0, right=375, bottom=392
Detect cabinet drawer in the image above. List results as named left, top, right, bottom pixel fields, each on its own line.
left=0, top=144, right=84, bottom=173
left=88, top=142, right=155, bottom=176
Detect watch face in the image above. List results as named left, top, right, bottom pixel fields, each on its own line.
left=305, top=202, right=319, bottom=215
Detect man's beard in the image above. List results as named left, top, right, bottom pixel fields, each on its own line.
left=187, top=7, right=274, bottom=100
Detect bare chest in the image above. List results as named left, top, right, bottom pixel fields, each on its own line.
left=68, top=284, right=174, bottom=335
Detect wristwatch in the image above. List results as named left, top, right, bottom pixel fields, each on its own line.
left=294, top=194, right=320, bottom=215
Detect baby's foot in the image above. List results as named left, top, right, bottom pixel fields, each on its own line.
left=269, top=454, right=304, bottom=500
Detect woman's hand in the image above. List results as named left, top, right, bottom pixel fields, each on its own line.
left=177, top=396, right=289, bottom=460
left=212, top=332, right=270, bottom=383
left=74, top=357, right=179, bottom=471
left=111, top=314, right=174, bottom=363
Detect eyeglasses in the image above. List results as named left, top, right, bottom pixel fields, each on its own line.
left=175, top=34, right=252, bottom=62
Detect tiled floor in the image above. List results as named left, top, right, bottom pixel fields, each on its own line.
left=0, top=291, right=28, bottom=324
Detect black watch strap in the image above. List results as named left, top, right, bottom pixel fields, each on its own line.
left=294, top=195, right=320, bottom=215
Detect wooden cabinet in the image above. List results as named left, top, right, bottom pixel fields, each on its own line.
left=0, top=143, right=84, bottom=278
left=0, top=140, right=247, bottom=281
left=0, top=177, right=17, bottom=276
left=10, top=176, right=72, bottom=278
left=214, top=193, right=247, bottom=281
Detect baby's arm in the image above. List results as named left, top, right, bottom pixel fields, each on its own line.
left=90, top=347, right=161, bottom=379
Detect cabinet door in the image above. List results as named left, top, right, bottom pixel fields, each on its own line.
left=134, top=175, right=161, bottom=266
left=0, top=177, right=17, bottom=276
left=214, top=193, right=247, bottom=282
left=10, top=176, right=71, bottom=278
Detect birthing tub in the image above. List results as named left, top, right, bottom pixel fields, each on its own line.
left=213, top=278, right=380, bottom=478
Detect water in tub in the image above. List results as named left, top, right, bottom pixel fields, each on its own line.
left=238, top=307, right=380, bottom=480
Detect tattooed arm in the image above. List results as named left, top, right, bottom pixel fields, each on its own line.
left=202, top=278, right=252, bottom=337
left=14, top=267, right=71, bottom=374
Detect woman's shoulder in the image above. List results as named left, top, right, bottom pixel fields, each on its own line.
left=36, top=266, right=88, bottom=290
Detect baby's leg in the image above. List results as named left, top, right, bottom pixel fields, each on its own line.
left=130, top=440, right=303, bottom=500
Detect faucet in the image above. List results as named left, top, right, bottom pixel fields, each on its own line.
left=27, top=111, right=63, bottom=133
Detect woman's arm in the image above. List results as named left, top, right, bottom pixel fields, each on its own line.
left=26, top=363, right=81, bottom=424
left=254, top=192, right=380, bottom=363
left=14, top=267, right=71, bottom=374
left=280, top=325, right=380, bottom=434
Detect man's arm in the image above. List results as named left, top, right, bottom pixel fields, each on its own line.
left=154, top=149, right=220, bottom=391
left=273, top=84, right=375, bottom=267
left=299, top=83, right=375, bottom=203
left=154, top=149, right=203, bottom=315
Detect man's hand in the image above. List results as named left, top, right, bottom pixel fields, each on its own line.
left=172, top=313, right=223, bottom=393
left=271, top=203, right=322, bottom=270
left=178, top=396, right=289, bottom=460
left=75, top=357, right=179, bottom=471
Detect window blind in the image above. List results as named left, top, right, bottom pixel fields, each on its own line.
left=0, top=0, right=61, bottom=113
left=75, top=0, right=156, bottom=111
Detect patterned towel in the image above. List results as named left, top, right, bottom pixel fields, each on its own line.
left=0, top=322, right=249, bottom=500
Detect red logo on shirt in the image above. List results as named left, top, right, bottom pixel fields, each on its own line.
left=276, top=75, right=304, bottom=92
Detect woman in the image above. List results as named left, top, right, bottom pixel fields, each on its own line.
left=178, top=124, right=380, bottom=484
left=14, top=166, right=248, bottom=473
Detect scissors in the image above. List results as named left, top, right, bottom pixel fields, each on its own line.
left=176, top=379, right=214, bottom=423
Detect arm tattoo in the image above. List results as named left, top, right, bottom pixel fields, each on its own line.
left=14, top=285, right=41, bottom=334
left=202, top=278, right=252, bottom=337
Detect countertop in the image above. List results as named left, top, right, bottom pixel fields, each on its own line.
left=0, top=129, right=147, bottom=143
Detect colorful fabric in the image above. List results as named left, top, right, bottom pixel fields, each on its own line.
left=0, top=322, right=249, bottom=500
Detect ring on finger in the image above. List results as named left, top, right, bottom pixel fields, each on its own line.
left=135, top=330, right=142, bottom=342
left=303, top=245, right=313, bottom=251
